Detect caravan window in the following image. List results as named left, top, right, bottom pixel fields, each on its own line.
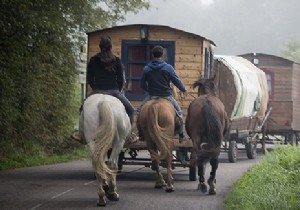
left=121, top=41, right=175, bottom=101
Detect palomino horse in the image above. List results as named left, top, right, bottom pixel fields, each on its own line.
left=137, top=98, right=179, bottom=192
left=79, top=94, right=131, bottom=206
left=185, top=78, right=229, bottom=195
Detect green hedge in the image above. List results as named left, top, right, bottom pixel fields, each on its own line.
left=225, top=145, right=300, bottom=210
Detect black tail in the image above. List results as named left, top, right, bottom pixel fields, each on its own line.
left=202, top=100, right=222, bottom=148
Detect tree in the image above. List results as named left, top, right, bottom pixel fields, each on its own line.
left=281, top=37, right=300, bottom=63
left=0, top=0, right=149, bottom=158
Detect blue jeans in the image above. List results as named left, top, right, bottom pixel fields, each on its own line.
left=136, top=95, right=184, bottom=135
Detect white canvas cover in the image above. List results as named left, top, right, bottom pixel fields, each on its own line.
left=215, top=55, right=268, bottom=120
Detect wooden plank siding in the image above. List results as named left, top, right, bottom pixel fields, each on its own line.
left=86, top=24, right=215, bottom=120
left=240, top=53, right=300, bottom=131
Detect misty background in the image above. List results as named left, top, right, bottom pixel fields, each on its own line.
left=118, top=0, right=300, bottom=57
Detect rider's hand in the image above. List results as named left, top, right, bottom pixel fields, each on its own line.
left=180, top=90, right=188, bottom=98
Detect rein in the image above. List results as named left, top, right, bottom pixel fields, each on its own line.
left=188, top=92, right=196, bottom=99
left=177, top=91, right=196, bottom=107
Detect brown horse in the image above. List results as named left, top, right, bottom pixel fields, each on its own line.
left=185, top=78, right=229, bottom=195
left=137, top=98, right=179, bottom=192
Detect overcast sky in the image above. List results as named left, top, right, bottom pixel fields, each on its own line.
left=117, top=0, right=300, bottom=56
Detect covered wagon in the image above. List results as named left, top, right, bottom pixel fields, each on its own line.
left=214, top=55, right=271, bottom=162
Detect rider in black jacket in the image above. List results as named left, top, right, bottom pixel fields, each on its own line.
left=87, top=35, right=134, bottom=125
left=72, top=35, right=136, bottom=143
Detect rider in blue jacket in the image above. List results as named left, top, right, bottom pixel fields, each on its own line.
left=136, top=45, right=187, bottom=141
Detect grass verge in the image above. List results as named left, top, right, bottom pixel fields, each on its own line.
left=224, top=145, right=300, bottom=210
left=0, top=147, right=88, bottom=170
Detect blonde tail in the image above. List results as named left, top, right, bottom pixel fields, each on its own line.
left=92, top=100, right=116, bottom=180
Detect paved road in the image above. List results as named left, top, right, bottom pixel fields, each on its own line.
left=0, top=145, right=265, bottom=210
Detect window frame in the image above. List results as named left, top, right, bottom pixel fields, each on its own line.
left=261, top=68, right=274, bottom=99
left=121, top=40, right=175, bottom=101
left=204, top=47, right=214, bottom=79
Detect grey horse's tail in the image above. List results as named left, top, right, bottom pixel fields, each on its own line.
left=92, top=100, right=116, bottom=180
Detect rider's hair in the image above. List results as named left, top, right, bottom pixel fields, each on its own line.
left=152, top=45, right=164, bottom=58
left=98, top=35, right=116, bottom=72
left=99, top=35, right=112, bottom=51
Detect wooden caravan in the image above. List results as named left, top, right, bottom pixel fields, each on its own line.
left=86, top=24, right=216, bottom=116
left=86, top=24, right=216, bottom=178
left=241, top=53, right=300, bottom=144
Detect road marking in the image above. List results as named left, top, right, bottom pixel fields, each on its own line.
left=84, top=180, right=95, bottom=185
left=29, top=188, right=74, bottom=209
left=51, top=188, right=74, bottom=199
left=29, top=204, right=42, bottom=210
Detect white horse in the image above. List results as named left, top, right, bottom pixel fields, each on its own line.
left=79, top=93, right=131, bottom=207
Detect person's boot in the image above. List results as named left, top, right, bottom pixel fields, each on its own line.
left=125, top=131, right=138, bottom=145
left=129, top=132, right=138, bottom=143
left=71, top=131, right=86, bottom=145
left=179, top=133, right=188, bottom=143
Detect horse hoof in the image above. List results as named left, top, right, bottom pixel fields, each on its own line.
left=208, top=189, right=216, bottom=195
left=208, top=177, right=216, bottom=195
left=106, top=192, right=119, bottom=201
left=97, top=198, right=106, bottom=207
left=155, top=181, right=167, bottom=189
left=198, top=182, right=207, bottom=193
left=165, top=188, right=174, bottom=193
left=155, top=184, right=164, bottom=189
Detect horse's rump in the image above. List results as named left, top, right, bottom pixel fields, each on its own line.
left=80, top=94, right=130, bottom=179
left=138, top=98, right=176, bottom=160
left=186, top=96, right=225, bottom=156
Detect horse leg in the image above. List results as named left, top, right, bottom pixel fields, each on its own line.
left=165, top=154, right=174, bottom=192
left=154, top=160, right=167, bottom=189
left=149, top=153, right=166, bottom=189
left=208, top=157, right=218, bottom=195
left=95, top=173, right=107, bottom=207
left=105, top=157, right=120, bottom=202
left=106, top=172, right=119, bottom=201
left=197, top=158, right=208, bottom=193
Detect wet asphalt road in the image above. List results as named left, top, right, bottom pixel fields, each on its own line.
left=0, top=145, right=265, bottom=210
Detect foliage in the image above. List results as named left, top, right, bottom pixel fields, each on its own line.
left=281, top=37, right=300, bottom=63
left=0, top=0, right=149, bottom=161
left=224, top=145, right=300, bottom=210
left=0, top=142, right=88, bottom=170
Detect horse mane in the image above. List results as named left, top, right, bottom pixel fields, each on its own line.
left=193, top=78, right=217, bottom=96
